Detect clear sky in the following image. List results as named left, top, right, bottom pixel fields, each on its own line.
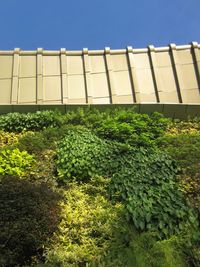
left=0, top=0, right=199, bottom=50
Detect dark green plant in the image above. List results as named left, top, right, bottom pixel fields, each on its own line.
left=57, top=127, right=197, bottom=238
left=129, top=232, right=188, bottom=267
left=17, top=131, right=48, bottom=154
left=56, top=126, right=126, bottom=182
left=0, top=176, right=61, bottom=267
left=0, top=111, right=62, bottom=132
left=109, top=148, right=198, bottom=238
left=64, top=108, right=170, bottom=147
left=157, top=133, right=200, bottom=215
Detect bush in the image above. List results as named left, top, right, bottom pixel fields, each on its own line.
left=0, top=130, right=22, bottom=148
left=28, top=150, right=57, bottom=186
left=129, top=232, right=188, bottom=267
left=64, top=108, right=170, bottom=147
left=41, top=179, right=189, bottom=267
left=0, top=111, right=62, bottom=132
left=109, top=148, right=198, bottom=238
left=44, top=180, right=135, bottom=267
left=57, top=127, right=197, bottom=238
left=17, top=131, right=48, bottom=155
left=56, top=126, right=126, bottom=182
left=0, top=176, right=61, bottom=267
left=157, top=133, right=200, bottom=215
left=0, top=148, right=34, bottom=178
left=167, top=118, right=200, bottom=135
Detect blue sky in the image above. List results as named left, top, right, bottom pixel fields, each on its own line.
left=0, top=0, right=199, bottom=50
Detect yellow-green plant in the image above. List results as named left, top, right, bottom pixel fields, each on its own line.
left=0, top=130, right=22, bottom=148
left=0, top=148, right=34, bottom=177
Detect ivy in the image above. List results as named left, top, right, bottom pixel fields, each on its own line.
left=110, top=149, right=198, bottom=238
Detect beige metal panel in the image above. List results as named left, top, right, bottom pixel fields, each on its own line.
left=60, top=49, right=68, bottom=104
left=67, top=55, right=84, bottom=74
left=91, top=73, right=110, bottom=99
left=156, top=51, right=172, bottom=67
left=113, top=70, right=133, bottom=98
left=135, top=68, right=157, bottom=102
left=68, top=75, right=86, bottom=100
left=0, top=79, right=12, bottom=103
left=43, top=76, right=62, bottom=102
left=90, top=55, right=106, bottom=73
left=43, top=56, right=61, bottom=76
left=19, top=56, right=36, bottom=78
left=148, top=45, right=163, bottom=102
left=127, top=46, right=141, bottom=103
left=93, top=97, right=110, bottom=104
left=11, top=48, right=20, bottom=104
left=0, top=44, right=199, bottom=106
left=170, top=44, right=184, bottom=103
left=37, top=48, right=43, bottom=104
left=132, top=53, right=151, bottom=69
left=181, top=88, right=200, bottom=103
left=177, top=49, right=193, bottom=64
left=159, top=67, right=179, bottom=102
left=42, top=100, right=62, bottom=104
left=0, top=56, right=13, bottom=78
left=104, top=48, right=117, bottom=104
left=117, top=95, right=134, bottom=104
left=112, top=54, right=129, bottom=71
left=83, top=49, right=93, bottom=103
left=18, top=78, right=36, bottom=103
left=191, top=42, right=200, bottom=80
left=159, top=91, right=179, bottom=103
left=180, top=64, right=198, bottom=89
left=68, top=98, right=86, bottom=104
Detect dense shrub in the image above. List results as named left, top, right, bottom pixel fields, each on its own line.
left=157, top=133, right=200, bottom=216
left=56, top=126, right=126, bottom=182
left=110, top=148, right=197, bottom=237
left=57, top=127, right=197, bottom=238
left=40, top=179, right=188, bottom=267
left=129, top=232, right=188, bottom=267
left=28, top=150, right=57, bottom=185
left=44, top=180, right=135, bottom=267
left=0, top=176, right=61, bottom=267
left=17, top=131, right=48, bottom=154
left=167, top=118, right=200, bottom=135
left=0, top=111, right=62, bottom=132
left=0, top=130, right=22, bottom=148
left=0, top=148, right=34, bottom=177
left=64, top=108, right=170, bottom=147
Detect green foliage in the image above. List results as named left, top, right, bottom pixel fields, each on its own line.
left=64, top=108, right=170, bottom=147
left=0, top=130, right=22, bottom=148
left=157, top=133, right=200, bottom=215
left=167, top=117, right=200, bottom=135
left=0, top=176, right=61, bottom=267
left=44, top=179, right=135, bottom=267
left=56, top=126, right=125, bottom=182
left=0, top=110, right=62, bottom=132
left=129, top=232, right=188, bottom=267
left=17, top=131, right=48, bottom=154
left=110, top=148, right=197, bottom=238
left=57, top=127, right=197, bottom=238
left=28, top=150, right=57, bottom=186
left=0, top=148, right=34, bottom=177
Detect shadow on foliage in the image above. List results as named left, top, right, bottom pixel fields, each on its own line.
left=0, top=176, right=62, bottom=267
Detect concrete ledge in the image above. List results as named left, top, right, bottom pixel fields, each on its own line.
left=0, top=104, right=199, bottom=119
